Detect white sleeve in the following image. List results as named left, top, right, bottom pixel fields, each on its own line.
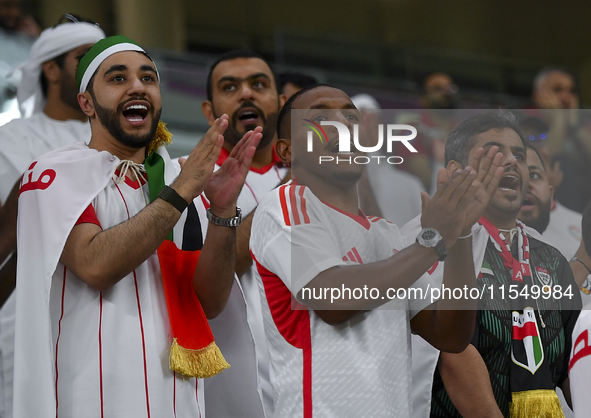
left=570, top=307, right=591, bottom=418
left=251, top=185, right=346, bottom=298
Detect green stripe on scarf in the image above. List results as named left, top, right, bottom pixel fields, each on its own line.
left=144, top=151, right=173, bottom=241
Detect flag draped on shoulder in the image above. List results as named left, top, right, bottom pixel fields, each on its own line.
left=14, top=133, right=228, bottom=418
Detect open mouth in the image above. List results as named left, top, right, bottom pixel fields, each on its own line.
left=122, top=102, right=150, bottom=123
left=498, top=174, right=520, bottom=192
left=237, top=108, right=260, bottom=124
left=328, top=138, right=355, bottom=154
left=521, top=193, right=537, bottom=211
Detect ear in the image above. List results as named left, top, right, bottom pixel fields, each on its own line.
left=202, top=101, right=215, bottom=126
left=41, top=60, right=61, bottom=84
left=446, top=160, right=462, bottom=176
left=77, top=92, right=95, bottom=118
left=279, top=94, right=287, bottom=108
left=549, top=184, right=555, bottom=201
left=275, top=138, right=291, bottom=165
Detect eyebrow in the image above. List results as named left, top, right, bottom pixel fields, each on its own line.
left=141, top=64, right=157, bottom=74
left=308, top=103, right=357, bottom=110
left=217, top=73, right=270, bottom=86
left=482, top=141, right=526, bottom=154
left=103, top=64, right=127, bottom=77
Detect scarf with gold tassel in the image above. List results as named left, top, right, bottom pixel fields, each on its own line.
left=479, top=217, right=563, bottom=418
left=144, top=121, right=229, bottom=378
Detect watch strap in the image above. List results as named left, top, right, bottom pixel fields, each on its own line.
left=157, top=185, right=189, bottom=213
left=434, top=239, right=447, bottom=261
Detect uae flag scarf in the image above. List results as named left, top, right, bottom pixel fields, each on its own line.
left=479, top=217, right=563, bottom=418
left=143, top=128, right=229, bottom=378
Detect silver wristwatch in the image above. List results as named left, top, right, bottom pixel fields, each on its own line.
left=416, top=228, right=447, bottom=261
left=206, top=206, right=243, bottom=227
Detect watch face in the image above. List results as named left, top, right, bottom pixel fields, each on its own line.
left=422, top=229, right=437, bottom=241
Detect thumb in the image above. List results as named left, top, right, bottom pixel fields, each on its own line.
left=420, top=191, right=430, bottom=213
left=178, top=157, right=187, bottom=169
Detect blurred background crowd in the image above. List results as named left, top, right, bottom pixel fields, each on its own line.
left=1, top=0, right=590, bottom=214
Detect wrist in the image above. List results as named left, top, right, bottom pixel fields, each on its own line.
left=169, top=180, right=194, bottom=204
left=209, top=204, right=239, bottom=219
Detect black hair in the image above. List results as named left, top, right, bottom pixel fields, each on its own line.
left=519, top=116, right=550, bottom=134
left=525, top=142, right=546, bottom=171
left=277, top=71, right=318, bottom=94
left=444, top=110, right=526, bottom=166
left=40, top=53, right=67, bottom=98
left=583, top=202, right=591, bottom=257
left=276, top=83, right=336, bottom=139
left=206, top=50, right=277, bottom=102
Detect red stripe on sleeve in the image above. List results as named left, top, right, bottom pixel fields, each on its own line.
left=298, top=186, right=310, bottom=224
left=279, top=185, right=291, bottom=226
left=290, top=186, right=301, bottom=226
left=75, top=204, right=102, bottom=228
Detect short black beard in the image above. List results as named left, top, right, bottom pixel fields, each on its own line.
left=92, top=93, right=161, bottom=149
left=519, top=195, right=551, bottom=234
left=213, top=100, right=278, bottom=150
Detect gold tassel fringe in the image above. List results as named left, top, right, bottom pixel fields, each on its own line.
left=169, top=338, right=230, bottom=378
left=510, top=389, right=565, bottom=418
left=146, top=120, right=173, bottom=156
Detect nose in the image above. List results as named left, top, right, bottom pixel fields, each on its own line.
left=335, top=111, right=354, bottom=128
left=127, top=75, right=147, bottom=96
left=238, top=82, right=254, bottom=101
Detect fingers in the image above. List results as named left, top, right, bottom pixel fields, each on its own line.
left=420, top=191, right=430, bottom=214
left=466, top=147, right=484, bottom=176
left=193, top=115, right=229, bottom=158
left=439, top=168, right=471, bottom=203
left=484, top=166, right=504, bottom=197
left=230, top=126, right=262, bottom=158
left=448, top=168, right=477, bottom=206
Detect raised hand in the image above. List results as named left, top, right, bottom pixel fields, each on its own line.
left=174, top=115, right=229, bottom=203
left=462, top=146, right=503, bottom=228
left=420, top=167, right=477, bottom=249
left=205, top=127, right=262, bottom=217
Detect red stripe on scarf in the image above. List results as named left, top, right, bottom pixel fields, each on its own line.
left=157, top=240, right=214, bottom=349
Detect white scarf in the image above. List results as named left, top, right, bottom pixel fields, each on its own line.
left=13, top=142, right=186, bottom=417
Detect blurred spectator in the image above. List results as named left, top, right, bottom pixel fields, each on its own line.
left=0, top=0, right=40, bottom=118
left=397, top=73, right=460, bottom=190
left=420, top=72, right=459, bottom=110
left=528, top=68, right=591, bottom=213
left=0, top=18, right=103, bottom=417
left=532, top=68, right=578, bottom=111
left=277, top=70, right=317, bottom=99
left=351, top=93, right=424, bottom=226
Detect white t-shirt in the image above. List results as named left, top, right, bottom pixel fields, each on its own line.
left=365, top=158, right=424, bottom=226
left=49, top=174, right=204, bottom=417
left=0, top=112, right=90, bottom=203
left=250, top=181, right=434, bottom=417
left=544, top=201, right=582, bottom=260
left=204, top=150, right=288, bottom=418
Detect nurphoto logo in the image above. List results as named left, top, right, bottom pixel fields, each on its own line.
left=302, top=118, right=418, bottom=165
